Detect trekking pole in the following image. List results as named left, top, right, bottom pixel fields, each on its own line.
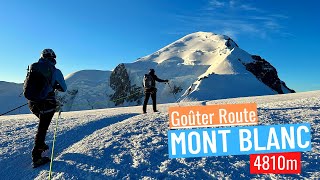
left=0, top=103, right=28, bottom=116
left=167, top=82, right=180, bottom=106
left=48, top=104, right=62, bottom=180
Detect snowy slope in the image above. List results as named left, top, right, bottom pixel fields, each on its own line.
left=60, top=70, right=113, bottom=111
left=0, top=81, right=29, bottom=115
left=0, top=91, right=319, bottom=179
left=189, top=73, right=275, bottom=100
left=0, top=70, right=113, bottom=115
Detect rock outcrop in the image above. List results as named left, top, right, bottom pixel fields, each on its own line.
left=244, top=55, right=295, bottom=94
left=109, top=63, right=143, bottom=106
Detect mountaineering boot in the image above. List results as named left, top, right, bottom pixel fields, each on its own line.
left=32, top=157, right=50, bottom=168
left=33, top=143, right=49, bottom=153
left=38, top=143, right=49, bottom=152
left=32, top=143, right=49, bottom=165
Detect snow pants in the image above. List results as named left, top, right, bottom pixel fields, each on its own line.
left=28, top=100, right=56, bottom=161
left=143, top=91, right=157, bottom=112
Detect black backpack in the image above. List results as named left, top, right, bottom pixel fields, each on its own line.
left=143, top=74, right=154, bottom=89
left=23, top=62, right=55, bottom=101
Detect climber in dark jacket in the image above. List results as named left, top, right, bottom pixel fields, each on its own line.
left=143, top=69, right=168, bottom=113
left=26, top=49, right=67, bottom=167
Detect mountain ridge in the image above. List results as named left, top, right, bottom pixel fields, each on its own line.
left=0, top=31, right=294, bottom=114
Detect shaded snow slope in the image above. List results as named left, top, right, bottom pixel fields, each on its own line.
left=60, top=70, right=113, bottom=111
left=189, top=74, right=276, bottom=101
left=65, top=70, right=111, bottom=85
left=0, top=91, right=319, bottom=179
left=0, top=81, right=28, bottom=115
left=0, top=70, right=113, bottom=115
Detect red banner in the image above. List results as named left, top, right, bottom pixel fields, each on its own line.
left=250, top=152, right=301, bottom=174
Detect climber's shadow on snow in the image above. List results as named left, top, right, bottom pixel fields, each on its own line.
left=52, top=113, right=139, bottom=156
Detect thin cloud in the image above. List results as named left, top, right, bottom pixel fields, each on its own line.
left=209, top=0, right=225, bottom=8
left=209, top=0, right=263, bottom=12
left=269, top=14, right=289, bottom=19
left=229, top=0, right=236, bottom=8
left=239, top=4, right=263, bottom=12
left=221, top=29, right=239, bottom=39
left=168, top=0, right=289, bottom=39
left=265, top=21, right=282, bottom=30
left=249, top=16, right=274, bottom=21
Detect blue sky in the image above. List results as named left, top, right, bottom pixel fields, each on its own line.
left=0, top=0, right=319, bottom=92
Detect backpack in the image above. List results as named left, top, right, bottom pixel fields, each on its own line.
left=143, top=74, right=154, bottom=89
left=23, top=62, right=55, bottom=101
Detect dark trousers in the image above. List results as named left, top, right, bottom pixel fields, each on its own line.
left=143, top=91, right=157, bottom=112
left=29, top=101, right=56, bottom=161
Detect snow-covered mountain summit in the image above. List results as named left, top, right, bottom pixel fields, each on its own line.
left=138, top=32, right=239, bottom=66
left=0, top=32, right=294, bottom=114
left=110, top=31, right=294, bottom=107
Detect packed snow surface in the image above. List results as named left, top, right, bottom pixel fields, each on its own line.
left=0, top=90, right=319, bottom=179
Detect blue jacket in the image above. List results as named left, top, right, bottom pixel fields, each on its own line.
left=38, top=58, right=67, bottom=100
